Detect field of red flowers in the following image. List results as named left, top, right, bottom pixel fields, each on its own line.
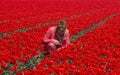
left=0, top=0, right=120, bottom=75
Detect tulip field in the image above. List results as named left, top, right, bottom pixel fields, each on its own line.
left=0, top=0, right=120, bottom=75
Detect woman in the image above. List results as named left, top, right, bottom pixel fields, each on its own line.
left=43, top=20, right=70, bottom=53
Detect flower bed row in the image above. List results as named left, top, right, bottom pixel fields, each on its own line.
left=67, top=8, right=118, bottom=36
left=0, top=0, right=102, bottom=32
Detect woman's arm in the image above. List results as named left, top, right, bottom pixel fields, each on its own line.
left=43, top=28, right=54, bottom=43
left=65, top=29, right=70, bottom=47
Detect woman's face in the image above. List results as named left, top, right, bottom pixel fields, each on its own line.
left=57, top=24, right=66, bottom=35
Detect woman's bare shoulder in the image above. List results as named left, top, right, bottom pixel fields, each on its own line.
left=49, top=26, right=57, bottom=31
left=65, top=28, right=69, bottom=33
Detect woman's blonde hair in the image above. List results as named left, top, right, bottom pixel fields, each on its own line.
left=57, top=20, right=67, bottom=30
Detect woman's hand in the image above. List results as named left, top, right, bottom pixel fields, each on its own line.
left=57, top=46, right=66, bottom=51
left=53, top=39, right=60, bottom=45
